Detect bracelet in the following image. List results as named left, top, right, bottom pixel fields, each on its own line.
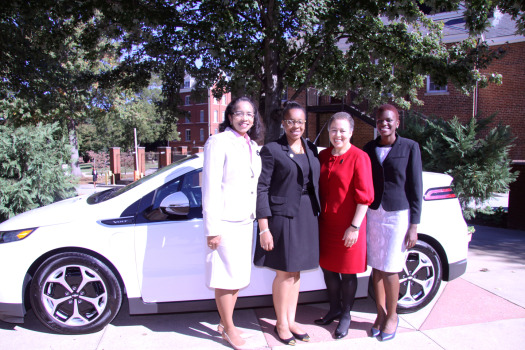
left=350, top=224, right=360, bottom=230
left=259, top=228, right=270, bottom=235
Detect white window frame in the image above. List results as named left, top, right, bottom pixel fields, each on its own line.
left=185, top=95, right=191, bottom=105
left=200, top=128, right=204, bottom=141
left=427, top=76, right=448, bottom=93
left=184, top=80, right=190, bottom=89
left=214, top=110, right=218, bottom=123
left=185, top=129, right=191, bottom=141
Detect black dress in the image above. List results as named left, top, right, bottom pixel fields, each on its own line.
left=254, top=153, right=320, bottom=272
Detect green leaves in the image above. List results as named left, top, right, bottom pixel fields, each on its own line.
left=0, top=122, right=77, bottom=222
left=400, top=112, right=517, bottom=219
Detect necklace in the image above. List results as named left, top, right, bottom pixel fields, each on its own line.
left=290, top=142, right=304, bottom=154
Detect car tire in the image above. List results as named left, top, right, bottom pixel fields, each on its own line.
left=368, top=241, right=443, bottom=314
left=30, top=252, right=122, bottom=334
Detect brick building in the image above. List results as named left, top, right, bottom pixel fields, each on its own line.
left=169, top=75, right=231, bottom=151
left=303, top=10, right=525, bottom=161
left=412, top=10, right=525, bottom=160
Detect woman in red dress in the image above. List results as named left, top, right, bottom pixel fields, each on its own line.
left=315, top=112, right=374, bottom=339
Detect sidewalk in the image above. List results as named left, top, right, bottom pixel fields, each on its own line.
left=1, top=225, right=523, bottom=350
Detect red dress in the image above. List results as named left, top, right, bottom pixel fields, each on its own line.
left=319, top=146, right=374, bottom=274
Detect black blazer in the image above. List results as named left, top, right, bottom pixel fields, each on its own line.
left=363, top=135, right=423, bottom=224
left=256, top=135, right=321, bottom=218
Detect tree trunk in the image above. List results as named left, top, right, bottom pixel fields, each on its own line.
left=261, top=32, right=283, bottom=142
left=68, top=119, right=82, bottom=177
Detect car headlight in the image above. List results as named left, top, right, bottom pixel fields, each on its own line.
left=0, top=228, right=37, bottom=244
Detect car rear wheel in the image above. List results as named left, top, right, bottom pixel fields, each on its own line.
left=369, top=241, right=443, bottom=313
left=397, top=241, right=442, bottom=313
left=30, top=252, right=122, bottom=334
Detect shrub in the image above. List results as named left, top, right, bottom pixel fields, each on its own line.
left=0, top=122, right=77, bottom=222
left=399, top=112, right=518, bottom=219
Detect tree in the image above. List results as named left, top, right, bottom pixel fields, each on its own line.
left=0, top=122, right=77, bottom=222
left=77, top=79, right=179, bottom=157
left=157, top=0, right=524, bottom=142
left=399, top=111, right=517, bottom=219
left=3, top=1, right=525, bottom=145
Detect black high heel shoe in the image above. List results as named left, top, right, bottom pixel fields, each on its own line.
left=334, top=313, right=351, bottom=339
left=290, top=331, right=310, bottom=342
left=314, top=311, right=342, bottom=325
left=274, top=326, right=296, bottom=346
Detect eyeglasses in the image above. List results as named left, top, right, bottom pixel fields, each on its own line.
left=232, top=111, right=255, bottom=119
left=283, top=119, right=305, bottom=126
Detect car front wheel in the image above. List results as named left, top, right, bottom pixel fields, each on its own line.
left=30, top=252, right=122, bottom=334
left=397, top=241, right=442, bottom=313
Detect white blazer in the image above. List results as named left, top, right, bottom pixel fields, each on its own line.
left=202, top=127, right=262, bottom=236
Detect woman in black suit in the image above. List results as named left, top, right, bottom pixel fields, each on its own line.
left=363, top=104, right=423, bottom=342
left=254, top=101, right=320, bottom=346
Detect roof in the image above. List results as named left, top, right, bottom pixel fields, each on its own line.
left=430, top=8, right=525, bottom=45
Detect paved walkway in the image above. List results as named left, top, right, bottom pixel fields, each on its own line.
left=0, top=225, right=523, bottom=349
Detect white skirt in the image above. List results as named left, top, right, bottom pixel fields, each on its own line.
left=366, top=205, right=409, bottom=273
left=205, top=219, right=254, bottom=289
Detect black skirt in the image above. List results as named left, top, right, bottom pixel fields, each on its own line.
left=254, top=193, right=319, bottom=272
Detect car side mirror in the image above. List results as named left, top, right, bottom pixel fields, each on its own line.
left=159, top=192, right=190, bottom=216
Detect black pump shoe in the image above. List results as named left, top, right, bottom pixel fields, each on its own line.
left=274, top=326, right=296, bottom=346
left=290, top=331, right=310, bottom=342
left=334, top=314, right=351, bottom=339
left=314, top=311, right=342, bottom=325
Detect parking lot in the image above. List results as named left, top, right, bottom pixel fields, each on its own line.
left=0, top=225, right=524, bottom=349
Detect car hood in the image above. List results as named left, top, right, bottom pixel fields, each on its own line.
left=0, top=195, right=91, bottom=231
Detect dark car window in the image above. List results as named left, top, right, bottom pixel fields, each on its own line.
left=138, top=169, right=203, bottom=223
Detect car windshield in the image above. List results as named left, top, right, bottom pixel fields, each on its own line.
left=87, top=155, right=198, bottom=205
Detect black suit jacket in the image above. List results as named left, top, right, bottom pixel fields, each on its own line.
left=363, top=135, right=423, bottom=224
left=256, top=135, right=320, bottom=218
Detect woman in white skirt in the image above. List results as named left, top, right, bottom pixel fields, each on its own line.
left=363, top=104, right=423, bottom=342
left=202, top=96, right=263, bottom=349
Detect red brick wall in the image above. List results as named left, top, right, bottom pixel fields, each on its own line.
left=413, top=41, right=525, bottom=160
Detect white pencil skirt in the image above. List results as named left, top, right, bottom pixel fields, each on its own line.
left=366, top=205, right=409, bottom=273
left=205, top=219, right=255, bottom=290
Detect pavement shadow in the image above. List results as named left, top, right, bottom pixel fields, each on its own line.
left=469, top=225, right=525, bottom=263
left=109, top=298, right=261, bottom=346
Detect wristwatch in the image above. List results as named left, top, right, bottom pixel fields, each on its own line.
left=350, top=224, right=360, bottom=230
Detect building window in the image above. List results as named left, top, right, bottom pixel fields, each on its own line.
left=200, top=110, right=204, bottom=122
left=200, top=128, right=204, bottom=141
left=185, top=115, right=191, bottom=123
left=214, top=110, right=218, bottom=123
left=214, top=128, right=218, bottom=134
left=185, top=129, right=191, bottom=141
left=427, top=76, right=447, bottom=93
left=222, top=95, right=226, bottom=105
left=184, top=80, right=190, bottom=88
left=221, top=111, right=225, bottom=122
left=185, top=95, right=191, bottom=105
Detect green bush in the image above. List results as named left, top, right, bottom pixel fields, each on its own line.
left=399, top=112, right=518, bottom=219
left=0, top=122, right=77, bottom=222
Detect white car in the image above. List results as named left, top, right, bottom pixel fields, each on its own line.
left=0, top=153, right=471, bottom=334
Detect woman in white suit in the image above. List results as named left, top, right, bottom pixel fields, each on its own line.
left=202, top=96, right=264, bottom=349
